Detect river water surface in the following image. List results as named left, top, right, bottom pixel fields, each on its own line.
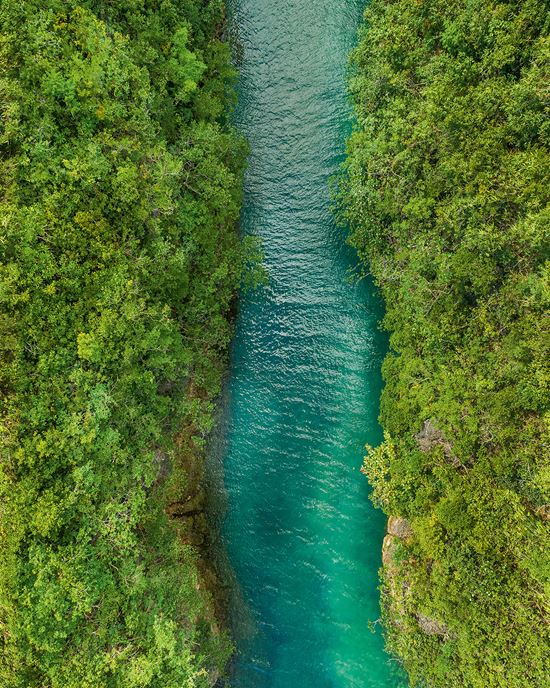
left=217, top=1, right=402, bottom=686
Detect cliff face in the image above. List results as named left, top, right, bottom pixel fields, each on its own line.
left=163, top=415, right=230, bottom=687
left=382, top=516, right=452, bottom=641
left=164, top=393, right=232, bottom=631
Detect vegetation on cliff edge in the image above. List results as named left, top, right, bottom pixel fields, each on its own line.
left=0, top=1, right=249, bottom=685
left=343, top=1, right=549, bottom=686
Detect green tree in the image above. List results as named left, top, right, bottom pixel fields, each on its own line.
left=0, top=1, right=247, bottom=685
left=344, top=1, right=549, bottom=686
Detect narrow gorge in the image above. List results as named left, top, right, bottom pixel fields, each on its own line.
left=1, top=1, right=546, bottom=687
left=214, top=1, right=402, bottom=686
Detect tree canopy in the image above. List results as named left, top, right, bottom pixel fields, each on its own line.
left=0, top=1, right=247, bottom=685
left=343, top=1, right=549, bottom=686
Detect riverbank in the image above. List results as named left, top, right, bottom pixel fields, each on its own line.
left=164, top=377, right=235, bottom=634
left=344, top=2, right=549, bottom=686
left=0, top=2, right=246, bottom=684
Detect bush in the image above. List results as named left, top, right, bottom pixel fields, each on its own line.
left=344, top=2, right=549, bottom=686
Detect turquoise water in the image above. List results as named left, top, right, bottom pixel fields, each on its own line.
left=218, top=1, right=402, bottom=686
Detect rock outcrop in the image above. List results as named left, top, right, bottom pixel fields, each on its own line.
left=382, top=516, right=413, bottom=569
left=382, top=532, right=398, bottom=567
left=416, top=613, right=453, bottom=640
left=387, top=515, right=413, bottom=540
left=415, top=419, right=461, bottom=468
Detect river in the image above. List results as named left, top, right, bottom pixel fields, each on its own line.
left=214, top=1, right=402, bottom=686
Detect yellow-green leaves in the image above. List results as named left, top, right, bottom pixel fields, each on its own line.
left=346, top=1, right=550, bottom=686
left=167, top=26, right=206, bottom=104
left=0, top=0, right=242, bottom=684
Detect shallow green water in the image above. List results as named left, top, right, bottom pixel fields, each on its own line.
left=218, top=1, right=402, bottom=686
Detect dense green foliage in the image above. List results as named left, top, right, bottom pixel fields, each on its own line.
left=0, top=1, right=248, bottom=685
left=343, top=1, right=549, bottom=686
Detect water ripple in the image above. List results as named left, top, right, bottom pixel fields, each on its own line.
left=215, top=2, right=403, bottom=687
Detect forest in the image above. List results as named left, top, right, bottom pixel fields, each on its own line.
left=2, top=0, right=549, bottom=686
left=343, top=1, right=549, bottom=686
left=0, top=1, right=248, bottom=685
